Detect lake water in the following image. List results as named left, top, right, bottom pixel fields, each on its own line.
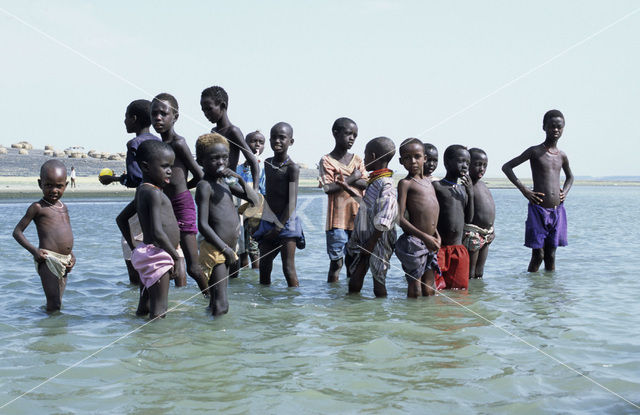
left=0, top=186, right=639, bottom=414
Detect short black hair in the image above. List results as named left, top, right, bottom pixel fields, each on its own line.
left=201, top=86, right=229, bottom=107
left=366, top=136, right=396, bottom=163
left=40, top=159, right=67, bottom=178
left=136, top=139, right=173, bottom=164
left=152, top=93, right=179, bottom=114
left=468, top=147, right=487, bottom=160
left=246, top=130, right=265, bottom=142
left=332, top=117, right=357, bottom=131
left=423, top=143, right=437, bottom=154
left=443, top=144, right=468, bottom=162
left=399, top=138, right=423, bottom=156
left=126, top=99, right=152, bottom=128
left=543, top=109, right=564, bottom=126
left=271, top=122, right=293, bottom=137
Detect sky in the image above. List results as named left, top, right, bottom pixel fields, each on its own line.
left=1, top=0, right=639, bottom=178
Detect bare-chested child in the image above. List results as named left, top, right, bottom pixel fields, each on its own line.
left=200, top=86, right=260, bottom=190
left=252, top=122, right=305, bottom=287
left=318, top=117, right=367, bottom=283
left=463, top=148, right=495, bottom=278
left=346, top=137, right=398, bottom=297
left=502, top=109, right=573, bottom=271
left=432, top=145, right=474, bottom=290
left=120, top=140, right=180, bottom=319
left=423, top=143, right=439, bottom=181
left=395, top=138, right=441, bottom=298
left=195, top=133, right=258, bottom=316
left=13, top=160, right=75, bottom=312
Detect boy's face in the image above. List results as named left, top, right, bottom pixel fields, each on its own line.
left=363, top=147, right=376, bottom=172
left=543, top=116, right=565, bottom=140
left=200, top=96, right=223, bottom=124
left=151, top=100, right=177, bottom=134
left=200, top=143, right=230, bottom=177
left=424, top=148, right=438, bottom=176
left=124, top=109, right=136, bottom=134
left=333, top=122, right=358, bottom=150
left=445, top=149, right=470, bottom=178
left=469, top=152, right=488, bottom=181
left=247, top=134, right=266, bottom=156
left=39, top=167, right=68, bottom=204
left=270, top=126, right=293, bottom=155
left=142, top=149, right=174, bottom=188
left=399, top=142, right=425, bottom=176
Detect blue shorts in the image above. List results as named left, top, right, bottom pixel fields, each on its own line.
left=326, top=228, right=351, bottom=261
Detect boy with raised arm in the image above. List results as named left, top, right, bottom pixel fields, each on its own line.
left=13, top=160, right=75, bottom=312
left=502, top=110, right=573, bottom=271
left=432, top=145, right=474, bottom=290
left=423, top=143, right=439, bottom=181
left=464, top=148, right=495, bottom=278
left=346, top=136, right=398, bottom=298
left=395, top=138, right=441, bottom=297
left=195, top=133, right=258, bottom=316
left=252, top=122, right=305, bottom=287
left=200, top=86, right=260, bottom=189
left=318, top=117, right=367, bottom=283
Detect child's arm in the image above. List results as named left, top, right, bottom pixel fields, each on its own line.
left=116, top=200, right=136, bottom=250
left=225, top=168, right=260, bottom=207
left=560, top=152, right=574, bottom=203
left=335, top=171, right=363, bottom=201
left=12, top=203, right=47, bottom=262
left=174, top=138, right=204, bottom=189
left=397, top=180, right=440, bottom=251
left=276, top=163, right=300, bottom=230
left=460, top=173, right=474, bottom=223
left=502, top=146, right=545, bottom=204
left=195, top=181, right=235, bottom=263
left=229, top=128, right=260, bottom=191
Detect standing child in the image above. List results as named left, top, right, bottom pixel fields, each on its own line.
left=432, top=145, right=474, bottom=290
left=252, top=122, right=305, bottom=287
left=423, top=143, right=439, bottom=181
left=69, top=166, right=77, bottom=188
left=195, top=133, right=258, bottom=316
left=463, top=148, right=495, bottom=278
left=346, top=136, right=398, bottom=298
left=395, top=138, right=441, bottom=297
left=13, top=160, right=75, bottom=312
left=502, top=110, right=573, bottom=271
left=318, top=117, right=368, bottom=283
left=120, top=140, right=181, bottom=319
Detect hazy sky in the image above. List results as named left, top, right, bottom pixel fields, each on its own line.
left=1, top=1, right=639, bottom=177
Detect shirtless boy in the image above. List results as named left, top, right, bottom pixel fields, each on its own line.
left=252, top=122, right=305, bottom=287
left=195, top=133, right=258, bottom=316
left=432, top=145, right=474, bottom=290
left=346, top=136, right=398, bottom=297
left=395, top=138, right=441, bottom=297
left=318, top=117, right=367, bottom=283
left=200, top=86, right=260, bottom=189
left=13, top=160, right=75, bottom=312
left=464, top=148, right=495, bottom=278
left=423, top=143, right=439, bottom=180
left=121, top=140, right=181, bottom=319
left=502, top=109, right=573, bottom=271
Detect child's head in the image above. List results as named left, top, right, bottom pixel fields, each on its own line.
left=332, top=117, right=358, bottom=150
left=542, top=109, right=565, bottom=140
left=468, top=147, right=488, bottom=181
left=125, top=99, right=152, bottom=133
left=364, top=136, right=395, bottom=172
left=38, top=160, right=68, bottom=204
left=399, top=138, right=425, bottom=177
left=246, top=131, right=266, bottom=156
left=443, top=144, right=470, bottom=178
left=423, top=143, right=438, bottom=176
left=270, top=122, right=294, bottom=156
left=136, top=140, right=175, bottom=188
left=195, top=133, right=230, bottom=177
left=200, top=86, right=228, bottom=124
left=151, top=93, right=179, bottom=134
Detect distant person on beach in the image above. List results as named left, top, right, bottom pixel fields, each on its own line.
left=433, top=145, right=474, bottom=290
left=200, top=86, right=260, bottom=190
left=70, top=166, right=77, bottom=188
left=119, top=140, right=180, bottom=319
left=13, top=160, right=75, bottom=312
left=395, top=138, right=441, bottom=297
left=318, top=117, right=367, bottom=283
left=346, top=136, right=398, bottom=297
left=423, top=143, right=439, bottom=181
left=463, top=148, right=495, bottom=279
left=252, top=122, right=305, bottom=287
left=195, top=133, right=258, bottom=316
left=502, top=109, right=574, bottom=271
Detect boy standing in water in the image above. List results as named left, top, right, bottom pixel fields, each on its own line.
left=423, top=143, right=439, bottom=181
left=395, top=138, right=441, bottom=297
left=13, top=160, right=75, bottom=312
left=195, top=133, right=258, bottom=315
left=253, top=122, right=305, bottom=287
left=463, top=148, right=495, bottom=279
left=318, top=117, right=367, bottom=283
left=502, top=110, right=573, bottom=271
left=432, top=145, right=474, bottom=290
left=346, top=136, right=398, bottom=297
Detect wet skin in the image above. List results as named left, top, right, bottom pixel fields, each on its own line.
left=468, top=151, right=495, bottom=278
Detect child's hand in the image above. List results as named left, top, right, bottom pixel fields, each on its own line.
left=346, top=169, right=362, bottom=184
left=522, top=187, right=545, bottom=205
left=222, top=246, right=236, bottom=264
left=559, top=189, right=565, bottom=203
left=423, top=234, right=441, bottom=252
left=460, top=173, right=473, bottom=192
left=221, top=168, right=240, bottom=179
left=335, top=171, right=348, bottom=189
left=66, top=253, right=76, bottom=273
left=34, top=249, right=48, bottom=263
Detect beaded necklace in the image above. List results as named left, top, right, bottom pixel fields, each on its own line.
left=367, top=168, right=393, bottom=185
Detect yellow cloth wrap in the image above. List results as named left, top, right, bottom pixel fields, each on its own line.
left=198, top=239, right=237, bottom=277
left=35, top=249, right=73, bottom=279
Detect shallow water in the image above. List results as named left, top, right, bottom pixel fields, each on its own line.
left=0, top=186, right=639, bottom=414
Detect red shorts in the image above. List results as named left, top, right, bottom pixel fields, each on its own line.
left=436, top=245, right=469, bottom=290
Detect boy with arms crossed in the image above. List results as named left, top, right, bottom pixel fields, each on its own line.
left=395, top=138, right=441, bottom=297
left=195, top=133, right=258, bottom=316
left=13, top=160, right=75, bottom=312
left=502, top=110, right=573, bottom=271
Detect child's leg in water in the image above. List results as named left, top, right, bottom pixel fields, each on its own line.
left=148, top=273, right=170, bottom=319
left=37, top=262, right=66, bottom=312
left=280, top=238, right=299, bottom=287
left=209, top=263, right=229, bottom=316
left=180, top=232, right=209, bottom=292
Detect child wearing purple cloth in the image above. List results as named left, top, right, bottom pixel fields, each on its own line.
left=502, top=109, right=574, bottom=272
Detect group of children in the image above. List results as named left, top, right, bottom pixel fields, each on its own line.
left=13, top=88, right=573, bottom=318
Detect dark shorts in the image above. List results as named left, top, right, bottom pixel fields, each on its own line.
left=325, top=228, right=351, bottom=261
left=524, top=203, right=568, bottom=249
left=253, top=215, right=305, bottom=249
left=170, top=190, right=198, bottom=234
left=395, top=234, right=440, bottom=283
